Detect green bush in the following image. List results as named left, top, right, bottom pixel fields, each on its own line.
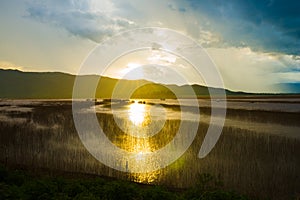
left=184, top=173, right=249, bottom=200
left=0, top=165, right=251, bottom=200
left=141, top=186, right=177, bottom=200
left=102, top=181, right=140, bottom=200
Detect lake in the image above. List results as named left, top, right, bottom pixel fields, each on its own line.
left=0, top=98, right=299, bottom=199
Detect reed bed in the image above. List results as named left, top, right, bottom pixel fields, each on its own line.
left=0, top=102, right=299, bottom=200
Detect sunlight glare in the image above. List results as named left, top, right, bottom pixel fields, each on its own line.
left=128, top=101, right=146, bottom=126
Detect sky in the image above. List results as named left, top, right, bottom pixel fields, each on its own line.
left=0, top=0, right=299, bottom=93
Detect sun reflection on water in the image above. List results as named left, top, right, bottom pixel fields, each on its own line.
left=123, top=100, right=160, bottom=183
left=128, top=100, right=153, bottom=128
left=128, top=101, right=146, bottom=126
left=105, top=100, right=175, bottom=183
left=130, top=142, right=159, bottom=183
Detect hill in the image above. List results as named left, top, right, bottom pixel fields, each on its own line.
left=0, top=69, right=248, bottom=99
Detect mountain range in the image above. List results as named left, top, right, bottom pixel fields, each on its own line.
left=0, top=69, right=291, bottom=99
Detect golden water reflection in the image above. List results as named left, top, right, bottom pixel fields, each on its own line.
left=104, top=100, right=179, bottom=183
left=128, top=101, right=151, bottom=126
left=123, top=101, right=159, bottom=183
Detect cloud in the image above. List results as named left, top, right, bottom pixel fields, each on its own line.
left=24, top=0, right=299, bottom=56
left=25, top=0, right=221, bottom=47
left=0, top=61, right=24, bottom=71
left=168, top=3, right=186, bottom=13
left=275, top=55, right=300, bottom=73
left=25, top=0, right=136, bottom=43
left=141, top=65, right=165, bottom=79
left=277, top=72, right=300, bottom=82
left=22, top=0, right=300, bottom=92
left=206, top=47, right=299, bottom=92
left=24, top=0, right=211, bottom=52
left=184, top=0, right=300, bottom=55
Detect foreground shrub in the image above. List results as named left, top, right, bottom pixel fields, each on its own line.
left=0, top=165, right=251, bottom=200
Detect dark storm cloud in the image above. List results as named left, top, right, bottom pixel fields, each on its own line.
left=25, top=0, right=299, bottom=55
left=185, top=0, right=300, bottom=55
left=168, top=3, right=187, bottom=13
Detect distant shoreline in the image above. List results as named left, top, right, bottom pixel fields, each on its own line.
left=1, top=94, right=300, bottom=101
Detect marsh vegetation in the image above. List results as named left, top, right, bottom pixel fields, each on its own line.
left=0, top=99, right=299, bottom=199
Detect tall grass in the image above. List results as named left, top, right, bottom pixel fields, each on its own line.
left=0, top=101, right=299, bottom=199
